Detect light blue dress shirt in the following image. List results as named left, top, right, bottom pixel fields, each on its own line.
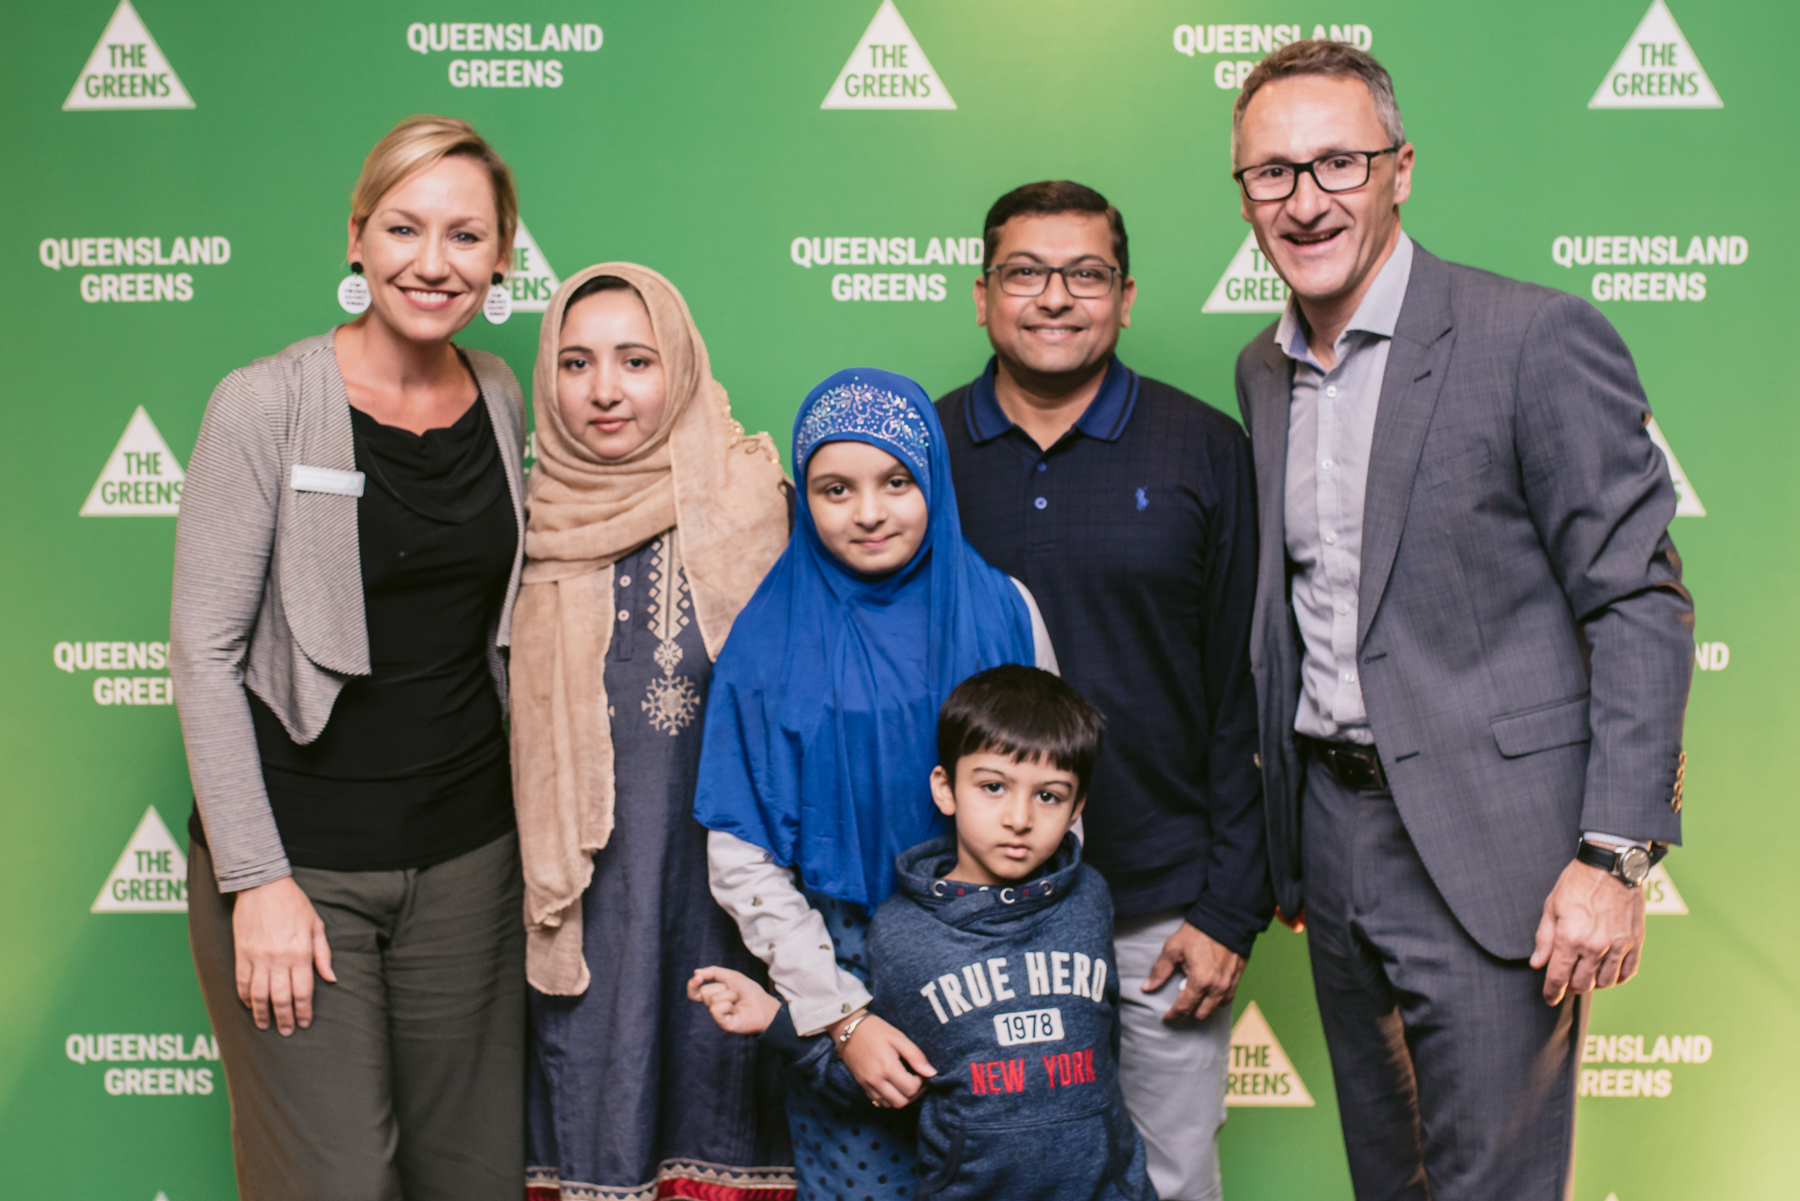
left=1277, top=232, right=1414, bottom=746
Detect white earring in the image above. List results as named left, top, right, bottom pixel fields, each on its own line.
left=483, top=272, right=513, bottom=324
left=338, top=262, right=370, bottom=314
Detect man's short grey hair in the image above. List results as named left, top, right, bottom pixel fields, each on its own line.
left=1231, top=40, right=1406, bottom=165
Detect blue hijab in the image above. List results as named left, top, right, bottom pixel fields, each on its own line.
left=693, top=368, right=1034, bottom=908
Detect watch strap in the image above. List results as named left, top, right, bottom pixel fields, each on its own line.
left=1575, top=839, right=1623, bottom=874
left=1576, top=838, right=1660, bottom=885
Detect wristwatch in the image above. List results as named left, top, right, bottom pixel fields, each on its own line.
left=1575, top=839, right=1664, bottom=888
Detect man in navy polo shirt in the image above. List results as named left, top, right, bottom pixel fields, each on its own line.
left=936, top=180, right=1270, bottom=1201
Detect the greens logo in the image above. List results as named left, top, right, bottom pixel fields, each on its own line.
left=1590, top=0, right=1721, bottom=109
left=81, top=407, right=184, bottom=517
left=64, top=0, right=193, bottom=111
left=822, top=1, right=955, bottom=110
left=92, top=807, right=187, bottom=913
left=506, top=220, right=562, bottom=313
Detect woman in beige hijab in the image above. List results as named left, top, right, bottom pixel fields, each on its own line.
left=509, top=264, right=793, bottom=1199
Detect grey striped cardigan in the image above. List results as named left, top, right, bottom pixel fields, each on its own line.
left=170, top=332, right=527, bottom=891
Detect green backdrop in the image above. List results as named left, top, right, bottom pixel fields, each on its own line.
left=2, top=1, right=1793, bottom=1197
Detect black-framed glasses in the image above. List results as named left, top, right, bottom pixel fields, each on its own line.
left=987, top=261, right=1121, bottom=298
left=1233, top=145, right=1402, bottom=202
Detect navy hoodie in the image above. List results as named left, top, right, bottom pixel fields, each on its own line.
left=765, top=834, right=1156, bottom=1201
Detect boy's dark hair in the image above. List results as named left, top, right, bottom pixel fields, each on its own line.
left=938, top=665, right=1105, bottom=798
left=563, top=272, right=638, bottom=317
left=982, top=181, right=1129, bottom=279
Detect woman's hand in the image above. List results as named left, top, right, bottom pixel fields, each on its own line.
left=232, top=877, right=335, bottom=1036
left=829, top=1010, right=935, bottom=1109
left=688, top=966, right=781, bottom=1035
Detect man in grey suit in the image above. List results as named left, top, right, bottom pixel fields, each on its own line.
left=1228, top=41, right=1694, bottom=1200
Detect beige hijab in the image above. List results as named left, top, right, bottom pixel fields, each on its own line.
left=511, top=262, right=789, bottom=994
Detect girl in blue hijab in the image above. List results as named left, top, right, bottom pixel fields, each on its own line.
left=694, top=368, right=1053, bottom=1200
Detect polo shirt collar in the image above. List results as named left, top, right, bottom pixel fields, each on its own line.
left=965, top=355, right=1140, bottom=445
left=1272, top=231, right=1415, bottom=368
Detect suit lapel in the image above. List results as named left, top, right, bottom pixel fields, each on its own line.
left=1244, top=332, right=1294, bottom=658
left=1357, top=247, right=1454, bottom=649
left=1250, top=342, right=1292, bottom=555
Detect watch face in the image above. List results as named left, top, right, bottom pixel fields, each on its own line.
left=1619, top=846, right=1651, bottom=886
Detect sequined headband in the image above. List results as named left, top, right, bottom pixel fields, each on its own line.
left=795, top=380, right=932, bottom=487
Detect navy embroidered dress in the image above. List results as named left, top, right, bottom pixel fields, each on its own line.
left=784, top=890, right=922, bottom=1201
left=527, top=536, right=793, bottom=1201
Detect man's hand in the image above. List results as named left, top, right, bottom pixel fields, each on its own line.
left=688, top=966, right=782, bottom=1036
left=232, top=877, right=335, bottom=1036
left=1530, top=858, right=1646, bottom=1005
left=1142, top=921, right=1245, bottom=1023
left=829, top=1010, right=935, bottom=1109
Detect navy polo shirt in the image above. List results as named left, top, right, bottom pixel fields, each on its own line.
left=938, top=357, right=1271, bottom=955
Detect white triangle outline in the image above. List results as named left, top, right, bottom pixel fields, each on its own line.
left=1645, top=416, right=1704, bottom=517
left=81, top=405, right=186, bottom=516
left=1588, top=0, right=1721, bottom=110
left=1201, top=231, right=1291, bottom=315
left=92, top=806, right=188, bottom=913
left=1226, top=1000, right=1316, bottom=1107
left=821, top=0, right=956, bottom=110
left=64, top=0, right=195, bottom=111
left=508, top=219, right=562, bottom=314
left=1643, top=862, right=1689, bottom=915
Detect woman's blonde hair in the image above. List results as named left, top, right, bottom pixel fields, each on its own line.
left=350, top=114, right=518, bottom=260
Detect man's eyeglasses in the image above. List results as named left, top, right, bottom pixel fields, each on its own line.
left=987, top=262, right=1121, bottom=299
left=1233, top=145, right=1402, bottom=202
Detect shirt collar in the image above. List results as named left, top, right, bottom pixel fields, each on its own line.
left=965, top=355, right=1140, bottom=445
left=1272, top=231, right=1415, bottom=368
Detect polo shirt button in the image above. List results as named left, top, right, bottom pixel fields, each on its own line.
left=617, top=609, right=631, bottom=623
left=1036, top=462, right=1048, bottom=473
left=617, top=575, right=631, bottom=588
left=1034, top=497, right=1047, bottom=510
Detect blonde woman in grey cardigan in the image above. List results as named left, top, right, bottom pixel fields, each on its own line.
left=171, top=115, right=529, bottom=1201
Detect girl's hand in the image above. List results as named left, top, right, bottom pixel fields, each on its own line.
left=688, top=966, right=782, bottom=1036
left=829, top=1011, right=935, bottom=1108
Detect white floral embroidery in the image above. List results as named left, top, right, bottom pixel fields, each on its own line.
left=640, top=535, right=699, bottom=735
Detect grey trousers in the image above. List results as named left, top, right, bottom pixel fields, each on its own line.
left=1113, top=908, right=1233, bottom=1201
left=188, top=831, right=526, bottom=1201
left=1302, top=764, right=1585, bottom=1201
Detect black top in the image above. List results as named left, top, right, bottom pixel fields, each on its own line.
left=194, top=387, right=519, bottom=872
left=936, top=357, right=1271, bottom=956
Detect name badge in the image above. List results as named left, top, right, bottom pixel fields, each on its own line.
left=290, top=465, right=365, bottom=497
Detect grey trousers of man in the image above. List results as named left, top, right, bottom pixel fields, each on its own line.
left=1113, top=908, right=1233, bottom=1201
left=188, top=831, right=526, bottom=1201
left=1302, top=765, right=1586, bottom=1201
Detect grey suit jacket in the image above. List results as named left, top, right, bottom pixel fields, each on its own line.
left=170, top=332, right=527, bottom=891
left=1235, top=244, right=1693, bottom=959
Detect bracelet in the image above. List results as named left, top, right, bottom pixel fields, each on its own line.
left=836, top=1012, right=871, bottom=1050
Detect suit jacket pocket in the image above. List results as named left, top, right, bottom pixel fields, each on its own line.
left=1491, top=695, right=1591, bottom=758
left=1421, top=443, right=1492, bottom=490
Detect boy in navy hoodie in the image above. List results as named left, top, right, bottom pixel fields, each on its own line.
left=691, top=665, right=1157, bottom=1201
